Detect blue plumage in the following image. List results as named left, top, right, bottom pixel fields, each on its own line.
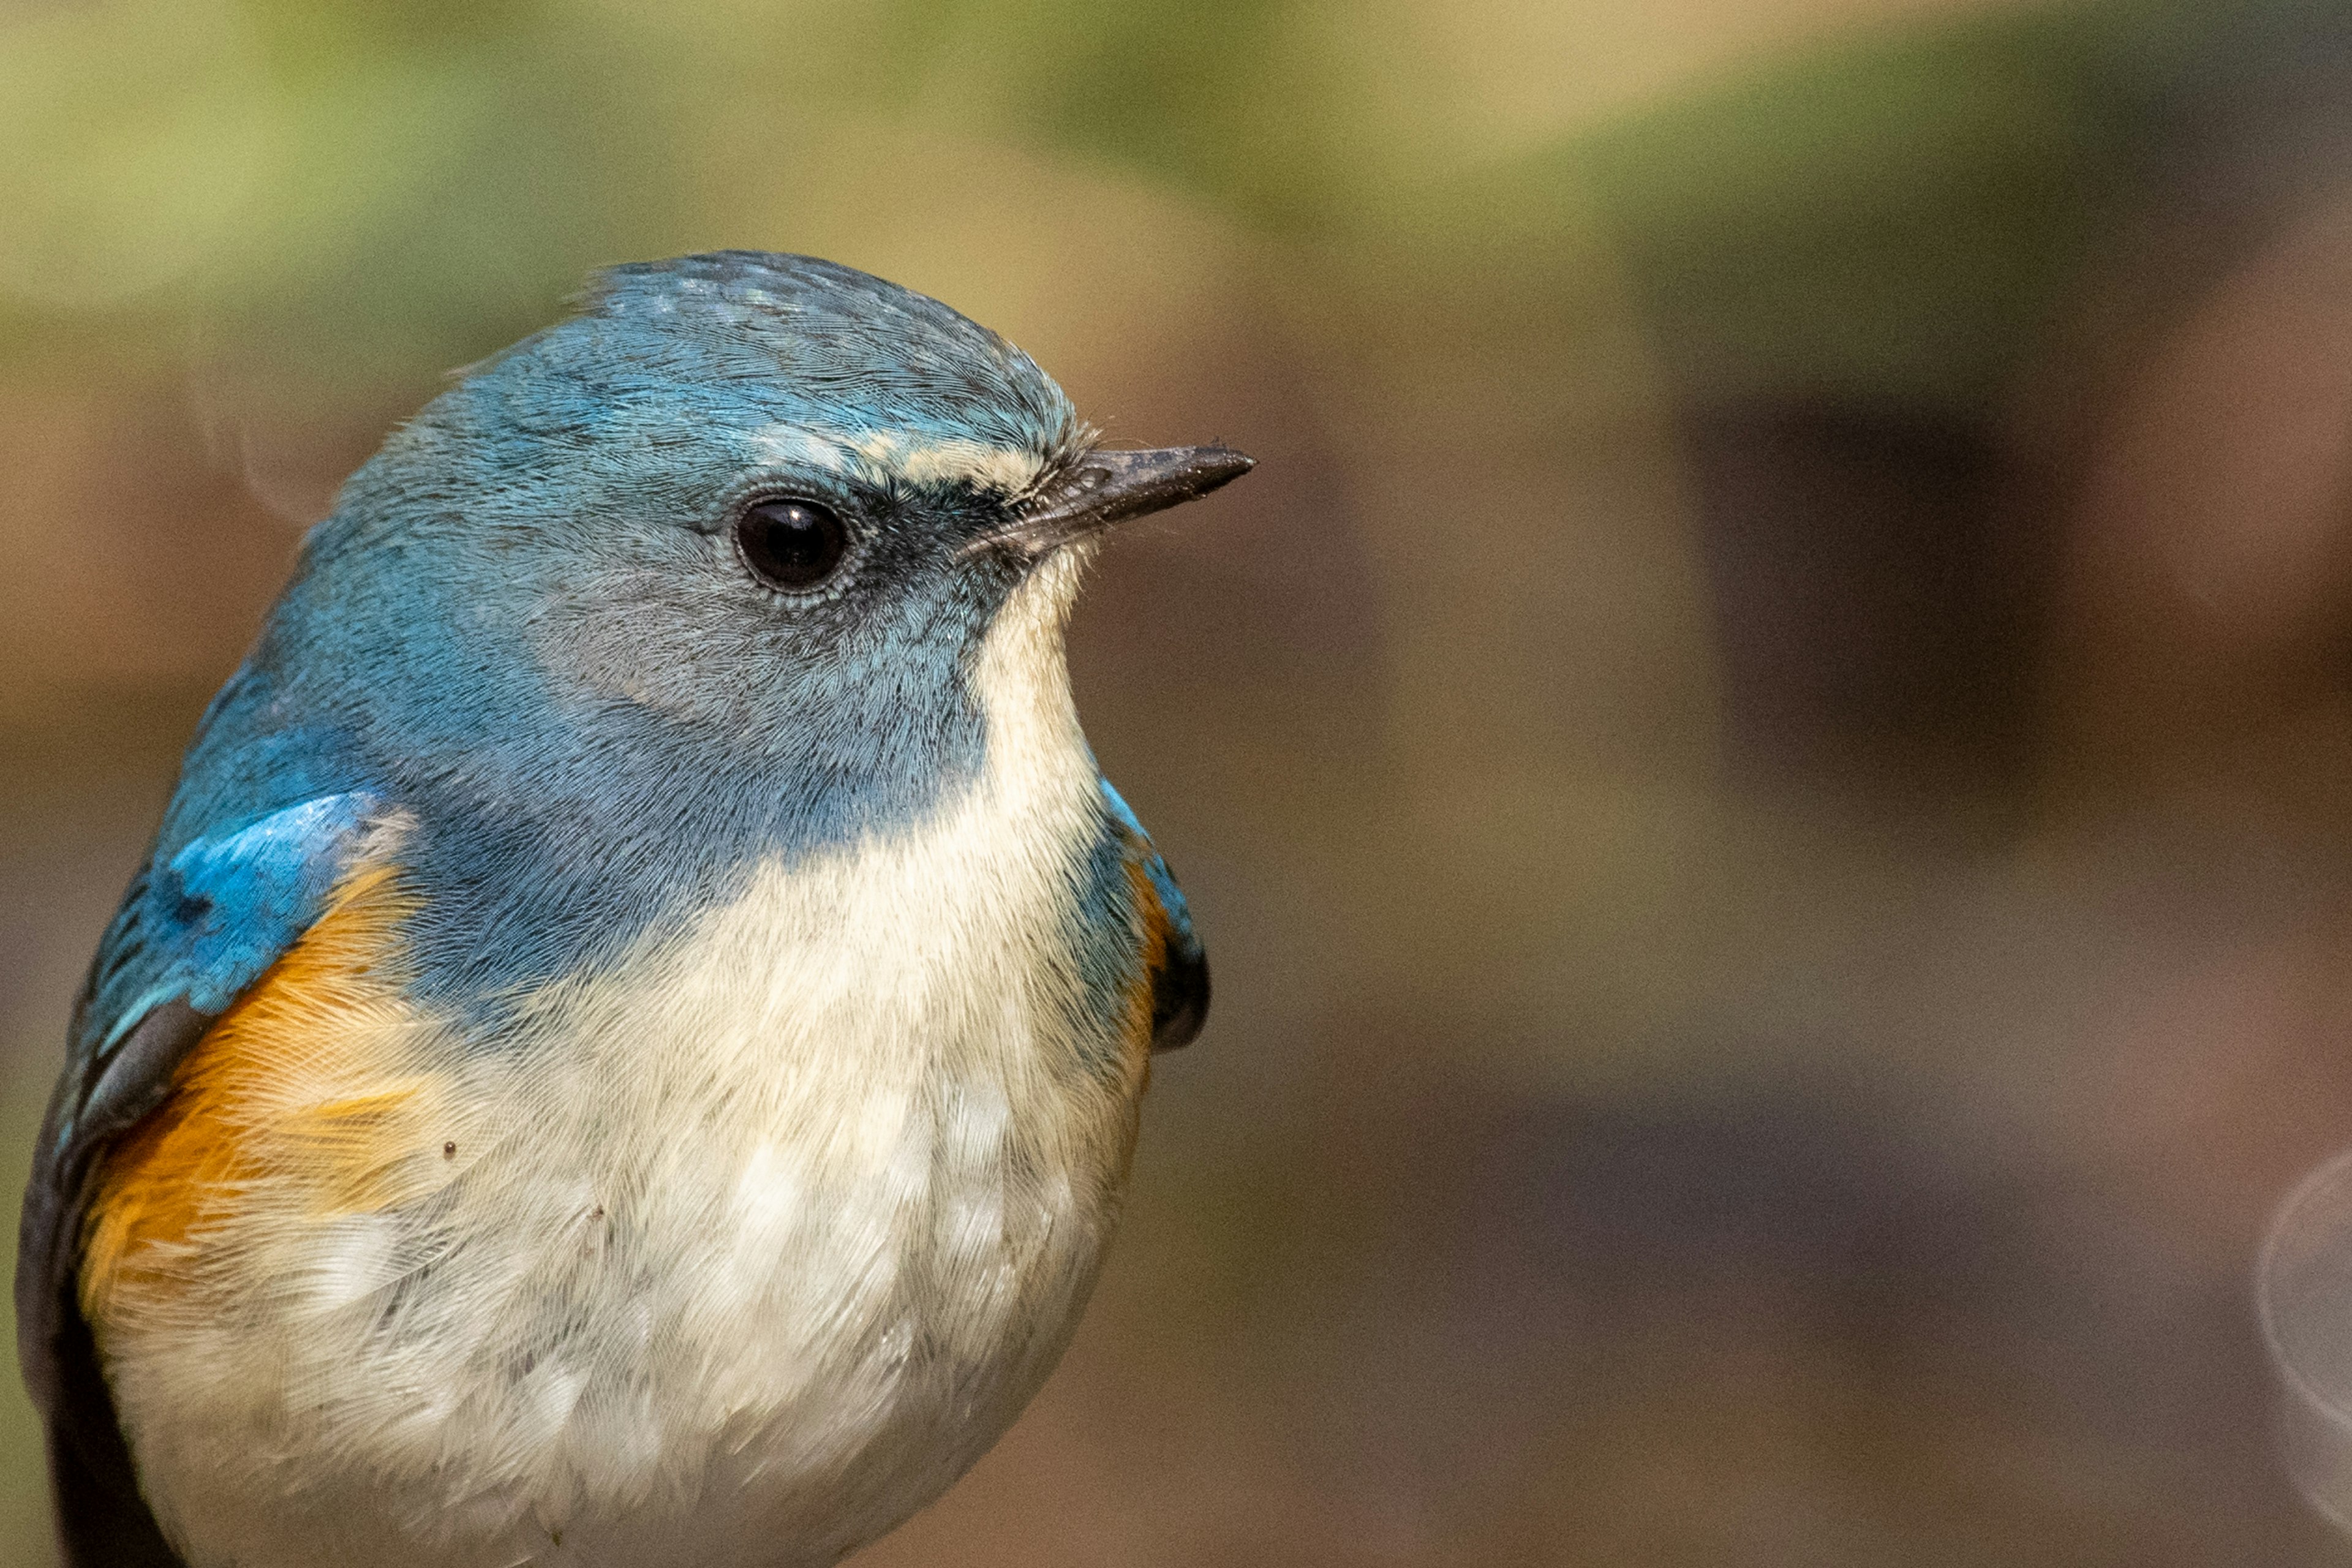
left=104, top=794, right=382, bottom=1040
left=172, top=254, right=1087, bottom=1008
left=18, top=252, right=1246, bottom=1568
left=1101, top=777, right=1204, bottom=965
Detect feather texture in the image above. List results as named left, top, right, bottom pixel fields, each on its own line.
left=19, top=252, right=1218, bottom=1568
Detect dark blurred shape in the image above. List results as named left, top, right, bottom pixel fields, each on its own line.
left=1686, top=402, right=2036, bottom=797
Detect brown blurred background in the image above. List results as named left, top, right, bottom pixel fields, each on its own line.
left=15, top=0, right=2352, bottom=1561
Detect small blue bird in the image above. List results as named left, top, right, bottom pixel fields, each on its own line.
left=17, top=252, right=1248, bottom=1568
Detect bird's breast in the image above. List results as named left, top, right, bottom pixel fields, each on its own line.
left=88, top=551, right=1159, bottom=1567
left=89, top=775, right=1154, bottom=1568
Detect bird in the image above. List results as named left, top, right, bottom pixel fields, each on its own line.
left=15, top=251, right=1250, bottom=1568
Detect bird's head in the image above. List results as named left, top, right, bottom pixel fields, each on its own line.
left=291, top=251, right=1250, bottom=837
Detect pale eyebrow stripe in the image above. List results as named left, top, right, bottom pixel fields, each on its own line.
left=747, top=425, right=853, bottom=472
left=749, top=424, right=1049, bottom=496
left=890, top=437, right=1049, bottom=494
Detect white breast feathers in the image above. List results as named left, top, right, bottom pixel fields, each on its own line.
left=100, top=551, right=1153, bottom=1568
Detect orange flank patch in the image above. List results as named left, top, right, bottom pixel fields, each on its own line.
left=80, top=863, right=441, bottom=1328
left=1121, top=858, right=1175, bottom=1074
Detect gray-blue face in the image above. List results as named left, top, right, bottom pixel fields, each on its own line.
left=305, top=252, right=1085, bottom=801
left=170, top=252, right=1245, bottom=1005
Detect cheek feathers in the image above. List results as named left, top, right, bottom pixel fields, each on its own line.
left=80, top=864, right=440, bottom=1332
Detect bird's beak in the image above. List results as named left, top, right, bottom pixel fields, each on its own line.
left=986, top=444, right=1255, bottom=557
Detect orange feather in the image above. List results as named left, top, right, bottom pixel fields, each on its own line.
left=80, top=864, right=429, bottom=1329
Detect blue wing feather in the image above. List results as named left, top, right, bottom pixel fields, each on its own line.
left=1098, top=777, right=1208, bottom=1050
left=1098, top=778, right=1200, bottom=946
left=62, top=791, right=383, bottom=1146
left=20, top=767, right=389, bottom=1568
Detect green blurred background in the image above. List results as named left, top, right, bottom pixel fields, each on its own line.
left=15, top=0, right=2352, bottom=1561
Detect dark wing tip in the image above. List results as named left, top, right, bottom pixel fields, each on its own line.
left=1150, top=943, right=1209, bottom=1052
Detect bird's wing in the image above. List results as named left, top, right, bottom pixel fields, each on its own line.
left=1099, top=778, right=1208, bottom=1052
left=18, top=785, right=387, bottom=1568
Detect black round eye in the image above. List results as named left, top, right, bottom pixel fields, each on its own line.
left=735, top=499, right=850, bottom=592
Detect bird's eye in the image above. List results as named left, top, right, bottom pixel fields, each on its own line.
left=735, top=499, right=850, bottom=592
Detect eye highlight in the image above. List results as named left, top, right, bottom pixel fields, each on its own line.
left=735, top=499, right=850, bottom=592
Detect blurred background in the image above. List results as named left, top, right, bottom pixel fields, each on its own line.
left=17, top=0, right=2352, bottom=1561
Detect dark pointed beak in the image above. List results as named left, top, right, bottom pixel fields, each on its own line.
left=988, top=444, right=1254, bottom=556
